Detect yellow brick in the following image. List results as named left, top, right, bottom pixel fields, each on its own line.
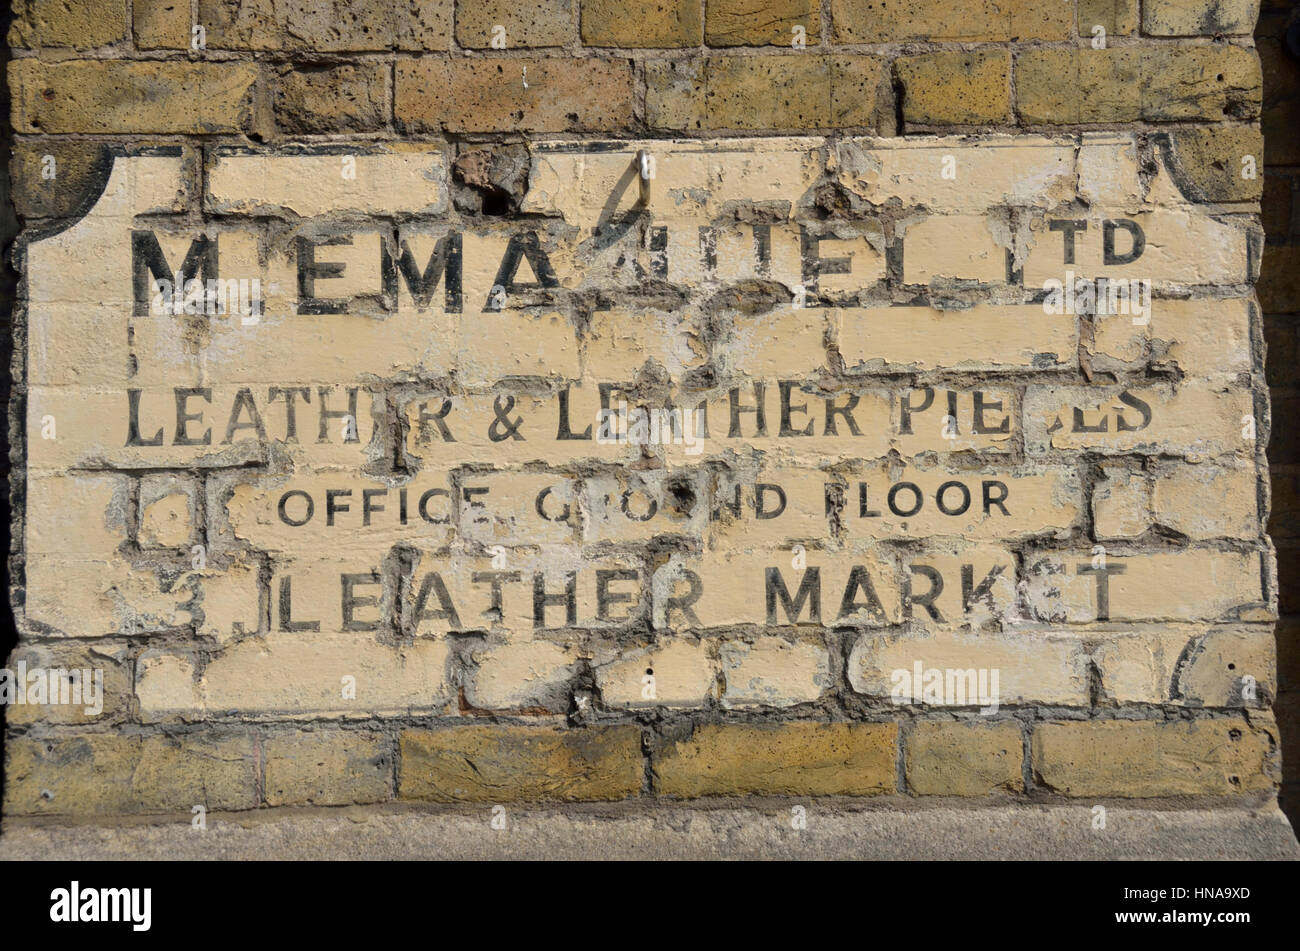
left=4, top=733, right=256, bottom=815
left=396, top=56, right=636, bottom=133
left=399, top=725, right=643, bottom=801
left=582, top=0, right=701, bottom=46
left=1160, top=126, right=1264, bottom=202
left=905, top=721, right=1025, bottom=795
left=9, top=140, right=109, bottom=220
left=646, top=55, right=889, bottom=132
left=10, top=0, right=127, bottom=47
left=895, top=50, right=1011, bottom=126
left=705, top=0, right=819, bottom=46
left=1032, top=718, right=1276, bottom=797
left=645, top=58, right=707, bottom=131
left=831, top=0, right=1070, bottom=42
left=264, top=731, right=392, bottom=806
left=1016, top=47, right=1261, bottom=124
left=457, top=0, right=573, bottom=48
left=711, top=55, right=884, bottom=130
left=134, top=0, right=190, bottom=49
left=11, top=59, right=258, bottom=134
left=197, top=0, right=451, bottom=51
left=1144, top=0, right=1259, bottom=35
left=274, top=63, right=389, bottom=133
left=655, top=722, right=897, bottom=797
left=1079, top=0, right=1138, bottom=35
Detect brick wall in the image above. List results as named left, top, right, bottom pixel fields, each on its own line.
left=2, top=0, right=1286, bottom=818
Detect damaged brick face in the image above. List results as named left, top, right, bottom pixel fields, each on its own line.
left=3, top=0, right=1281, bottom=816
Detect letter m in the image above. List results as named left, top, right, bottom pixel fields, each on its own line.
left=100, top=888, right=130, bottom=921
left=382, top=233, right=462, bottom=313
left=766, top=567, right=821, bottom=624
left=944, top=668, right=977, bottom=706
left=132, top=230, right=216, bottom=316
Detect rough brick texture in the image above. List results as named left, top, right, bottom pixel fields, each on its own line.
left=1, top=0, right=1282, bottom=822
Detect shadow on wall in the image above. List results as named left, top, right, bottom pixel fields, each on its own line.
left=1259, top=1, right=1300, bottom=835
left=0, top=0, right=17, bottom=833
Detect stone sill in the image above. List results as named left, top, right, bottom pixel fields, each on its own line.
left=3, top=801, right=1296, bottom=860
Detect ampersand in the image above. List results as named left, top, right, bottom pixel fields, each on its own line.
left=488, top=394, right=524, bottom=441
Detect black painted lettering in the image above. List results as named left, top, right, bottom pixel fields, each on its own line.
left=382, top=233, right=462, bottom=313
left=297, top=235, right=351, bottom=315
left=533, top=572, right=577, bottom=628
left=765, top=566, right=821, bottom=624
left=341, top=571, right=382, bottom=631
left=904, top=565, right=944, bottom=622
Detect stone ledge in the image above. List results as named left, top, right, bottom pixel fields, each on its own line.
left=2, top=803, right=1296, bottom=861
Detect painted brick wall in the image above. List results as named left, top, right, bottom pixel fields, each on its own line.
left=2, top=0, right=1284, bottom=817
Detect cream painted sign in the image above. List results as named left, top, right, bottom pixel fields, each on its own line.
left=15, top=136, right=1268, bottom=716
